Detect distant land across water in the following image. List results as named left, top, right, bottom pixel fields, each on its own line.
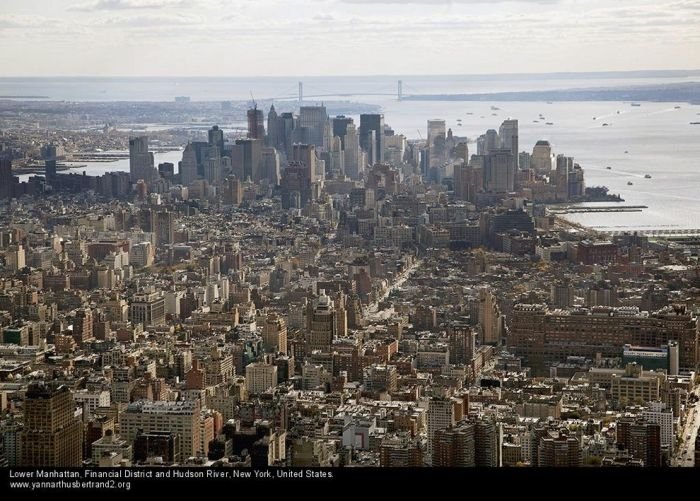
left=403, top=82, right=700, bottom=104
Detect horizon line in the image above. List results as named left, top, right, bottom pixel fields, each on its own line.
left=2, top=69, right=700, bottom=79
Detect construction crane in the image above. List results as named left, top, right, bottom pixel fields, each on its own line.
left=250, top=91, right=257, bottom=109
left=416, top=129, right=424, bottom=141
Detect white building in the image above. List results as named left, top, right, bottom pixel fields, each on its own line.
left=245, top=362, right=278, bottom=394
left=642, top=401, right=674, bottom=452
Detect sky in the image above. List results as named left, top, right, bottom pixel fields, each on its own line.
left=0, top=0, right=699, bottom=76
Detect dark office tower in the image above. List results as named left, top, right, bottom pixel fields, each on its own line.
left=292, top=144, right=318, bottom=183
left=487, top=149, right=515, bottom=193
left=360, top=114, right=385, bottom=163
left=208, top=125, right=225, bottom=156
left=281, top=161, right=312, bottom=209
left=278, top=112, right=296, bottom=157
left=474, top=417, right=499, bottom=467
left=21, top=382, right=83, bottom=466
left=617, top=418, right=661, bottom=467
left=537, top=431, right=582, bottom=467
left=266, top=104, right=278, bottom=148
left=129, top=136, right=156, bottom=182
left=0, top=155, right=14, bottom=200
left=42, top=144, right=57, bottom=180
left=247, top=107, right=265, bottom=140
left=232, top=138, right=262, bottom=182
left=498, top=119, right=519, bottom=169
left=155, top=210, right=174, bottom=247
left=332, top=115, right=354, bottom=148
left=433, top=421, right=476, bottom=467
left=179, top=142, right=198, bottom=186
left=158, top=162, right=174, bottom=179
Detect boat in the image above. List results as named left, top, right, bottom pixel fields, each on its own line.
left=627, top=181, right=634, bottom=185
left=606, top=166, right=612, bottom=170
left=616, top=111, right=620, bottom=114
left=533, top=120, right=540, bottom=123
left=593, top=117, right=597, bottom=120
left=690, top=122, right=700, bottom=125
left=492, top=113, right=497, bottom=116
left=675, top=106, right=681, bottom=109
left=466, top=112, right=473, bottom=115
left=602, top=123, right=609, bottom=126
left=624, top=150, right=629, bottom=154
left=631, top=103, right=641, bottom=107
left=546, top=122, right=554, bottom=125
left=644, top=174, right=652, bottom=179
left=491, top=106, right=500, bottom=111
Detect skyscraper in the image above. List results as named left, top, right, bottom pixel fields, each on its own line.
left=129, top=136, right=156, bottom=182
left=208, top=125, right=224, bottom=156
left=305, top=289, right=335, bottom=354
left=232, top=138, right=262, bottom=182
left=179, top=142, right=198, bottom=186
left=0, top=154, right=15, bottom=200
left=531, top=140, right=555, bottom=174
left=343, top=123, right=362, bottom=180
left=499, top=119, right=519, bottom=169
left=292, top=143, right=318, bottom=183
left=247, top=107, right=265, bottom=140
left=299, top=106, right=328, bottom=149
left=427, top=397, right=455, bottom=465
left=42, top=144, right=57, bottom=181
left=332, top=115, right=354, bottom=148
left=359, top=114, right=385, bottom=164
left=266, top=104, right=279, bottom=148
left=21, top=382, right=83, bottom=466
left=427, top=119, right=447, bottom=172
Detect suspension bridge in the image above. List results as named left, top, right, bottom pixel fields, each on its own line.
left=263, top=80, right=412, bottom=102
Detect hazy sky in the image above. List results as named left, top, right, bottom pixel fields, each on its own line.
left=0, top=0, right=699, bottom=76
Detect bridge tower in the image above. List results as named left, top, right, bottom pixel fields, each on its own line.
left=298, top=81, right=303, bottom=103
left=397, top=80, right=403, bottom=101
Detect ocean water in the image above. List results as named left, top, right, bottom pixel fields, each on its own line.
left=5, top=74, right=700, bottom=230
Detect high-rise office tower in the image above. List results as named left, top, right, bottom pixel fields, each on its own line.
left=299, top=106, right=328, bottom=148
left=343, top=123, right=362, bottom=180
left=433, top=421, right=476, bottom=467
left=487, top=149, right=515, bottom=193
left=262, top=313, right=288, bottom=354
left=266, top=104, right=279, bottom=148
left=21, top=382, right=83, bottom=466
left=531, top=140, right=555, bottom=174
left=179, top=143, right=198, bottom=186
left=427, top=119, right=447, bottom=171
left=0, top=154, right=14, bottom=200
left=292, top=144, right=318, bottom=183
left=278, top=112, right=296, bottom=157
left=483, top=129, right=499, bottom=155
left=305, top=289, right=335, bottom=354
left=427, top=397, right=456, bottom=465
left=223, top=175, right=243, bottom=206
left=247, top=107, right=265, bottom=140
left=359, top=114, right=385, bottom=163
left=499, top=119, right=519, bottom=169
left=129, top=136, right=156, bottom=182
left=332, top=115, right=354, bottom=148
left=208, top=125, right=224, bottom=156
left=204, top=152, right=222, bottom=186
left=155, top=210, right=175, bottom=247
left=479, top=287, right=503, bottom=345
left=261, top=147, right=281, bottom=185
left=42, top=144, right=57, bottom=180
left=232, top=139, right=262, bottom=182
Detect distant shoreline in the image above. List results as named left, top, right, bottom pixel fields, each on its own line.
left=402, top=82, right=700, bottom=104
